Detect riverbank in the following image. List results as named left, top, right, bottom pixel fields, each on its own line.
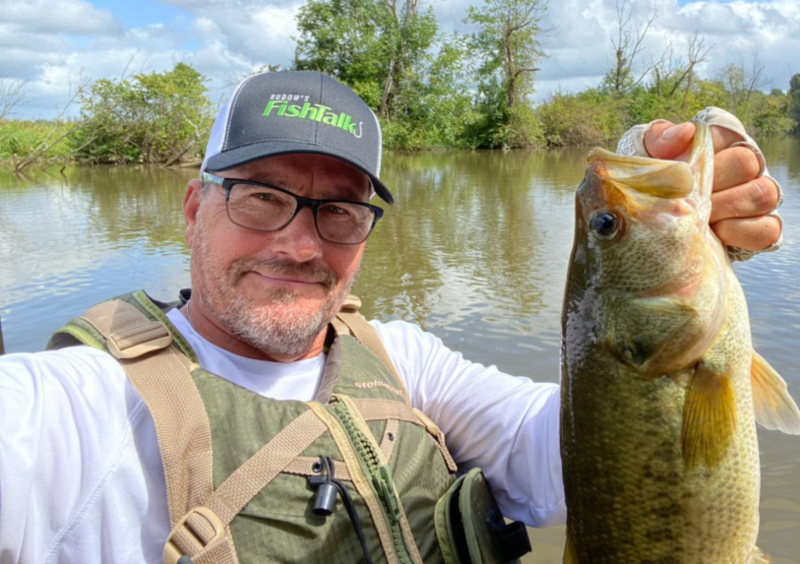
left=3, top=90, right=797, bottom=172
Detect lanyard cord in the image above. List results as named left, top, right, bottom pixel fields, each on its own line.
left=318, top=456, right=374, bottom=564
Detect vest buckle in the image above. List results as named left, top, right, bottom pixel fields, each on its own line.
left=163, top=506, right=226, bottom=564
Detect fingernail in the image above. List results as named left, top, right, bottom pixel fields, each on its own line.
left=662, top=124, right=684, bottom=140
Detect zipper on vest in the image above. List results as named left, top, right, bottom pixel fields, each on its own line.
left=331, top=399, right=412, bottom=564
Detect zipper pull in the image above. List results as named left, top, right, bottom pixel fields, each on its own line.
left=373, top=465, right=402, bottom=522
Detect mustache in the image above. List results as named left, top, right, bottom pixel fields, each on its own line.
left=230, top=256, right=337, bottom=288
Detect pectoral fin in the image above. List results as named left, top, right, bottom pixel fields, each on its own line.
left=682, top=364, right=737, bottom=468
left=751, top=351, right=800, bottom=435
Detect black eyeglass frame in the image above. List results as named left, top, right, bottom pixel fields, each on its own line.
left=202, top=173, right=384, bottom=245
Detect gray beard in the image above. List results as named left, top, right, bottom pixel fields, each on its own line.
left=192, top=212, right=352, bottom=359
left=218, top=287, right=332, bottom=359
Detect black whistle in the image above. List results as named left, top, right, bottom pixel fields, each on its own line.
left=313, top=481, right=338, bottom=516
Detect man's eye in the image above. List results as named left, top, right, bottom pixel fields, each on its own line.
left=323, top=204, right=348, bottom=215
left=253, top=192, right=277, bottom=201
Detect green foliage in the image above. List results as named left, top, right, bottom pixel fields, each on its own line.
left=0, top=120, right=74, bottom=162
left=381, top=34, right=478, bottom=150
left=536, top=89, right=625, bottom=147
left=295, top=0, right=476, bottom=150
left=789, top=74, right=800, bottom=133
left=465, top=0, right=546, bottom=148
left=70, top=63, right=213, bottom=164
left=295, top=0, right=392, bottom=108
left=295, top=0, right=438, bottom=120
left=748, top=90, right=795, bottom=137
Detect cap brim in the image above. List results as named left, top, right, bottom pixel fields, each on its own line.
left=205, top=141, right=393, bottom=205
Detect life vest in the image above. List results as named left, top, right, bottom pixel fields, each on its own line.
left=47, top=290, right=531, bottom=564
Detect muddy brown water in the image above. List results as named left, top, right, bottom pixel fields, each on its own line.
left=2, top=138, right=799, bottom=562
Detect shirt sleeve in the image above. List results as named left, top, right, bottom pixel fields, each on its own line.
left=0, top=347, right=143, bottom=563
left=370, top=319, right=566, bottom=527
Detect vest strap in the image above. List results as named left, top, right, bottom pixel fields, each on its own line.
left=204, top=409, right=328, bottom=524
left=352, top=398, right=458, bottom=473
left=77, top=299, right=215, bottom=525
left=165, top=409, right=328, bottom=562
left=163, top=507, right=235, bottom=564
left=335, top=296, right=412, bottom=406
left=283, top=456, right=352, bottom=481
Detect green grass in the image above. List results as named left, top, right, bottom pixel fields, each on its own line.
left=0, top=120, right=76, bottom=165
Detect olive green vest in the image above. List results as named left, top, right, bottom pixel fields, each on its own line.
left=48, top=291, right=459, bottom=564
left=48, top=290, right=531, bottom=564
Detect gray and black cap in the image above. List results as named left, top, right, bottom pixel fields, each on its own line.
left=201, top=70, right=392, bottom=204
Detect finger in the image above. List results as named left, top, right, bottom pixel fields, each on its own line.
left=711, top=215, right=782, bottom=251
left=713, top=146, right=762, bottom=192
left=644, top=121, right=695, bottom=159
left=709, top=177, right=782, bottom=223
left=709, top=125, right=744, bottom=153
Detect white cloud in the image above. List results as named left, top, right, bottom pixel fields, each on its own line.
left=1, top=0, right=120, bottom=35
left=527, top=0, right=800, bottom=102
left=205, top=2, right=302, bottom=64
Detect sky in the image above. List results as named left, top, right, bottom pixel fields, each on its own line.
left=1, top=0, right=799, bottom=120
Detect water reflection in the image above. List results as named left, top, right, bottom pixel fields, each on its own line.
left=0, top=166, right=194, bottom=351
left=0, top=140, right=799, bottom=561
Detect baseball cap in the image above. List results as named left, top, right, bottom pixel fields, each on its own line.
left=201, top=70, right=393, bottom=204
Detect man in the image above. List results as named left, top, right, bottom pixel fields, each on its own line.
left=0, top=71, right=783, bottom=563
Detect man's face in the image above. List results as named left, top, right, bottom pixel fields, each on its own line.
left=183, top=153, right=372, bottom=361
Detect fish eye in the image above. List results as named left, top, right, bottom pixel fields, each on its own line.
left=589, top=210, right=621, bottom=240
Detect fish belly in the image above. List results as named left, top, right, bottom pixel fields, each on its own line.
left=561, top=271, right=760, bottom=563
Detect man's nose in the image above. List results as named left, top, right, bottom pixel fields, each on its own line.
left=270, top=206, right=323, bottom=262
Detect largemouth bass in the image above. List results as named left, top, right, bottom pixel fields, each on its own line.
left=560, top=120, right=800, bottom=563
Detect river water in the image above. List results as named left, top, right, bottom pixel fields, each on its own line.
left=1, top=138, right=799, bottom=562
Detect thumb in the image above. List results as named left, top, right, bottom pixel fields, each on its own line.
left=644, top=121, right=696, bottom=160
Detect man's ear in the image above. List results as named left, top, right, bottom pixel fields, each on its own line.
left=184, top=179, right=203, bottom=247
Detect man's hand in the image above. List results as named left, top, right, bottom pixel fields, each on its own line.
left=644, top=121, right=782, bottom=252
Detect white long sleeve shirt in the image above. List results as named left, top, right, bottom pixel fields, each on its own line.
left=0, top=309, right=564, bottom=564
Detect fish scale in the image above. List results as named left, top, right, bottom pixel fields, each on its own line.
left=560, top=120, right=799, bottom=563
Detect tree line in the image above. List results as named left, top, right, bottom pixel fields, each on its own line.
left=2, top=0, right=800, bottom=170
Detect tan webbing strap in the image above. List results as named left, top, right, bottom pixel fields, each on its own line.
left=283, top=456, right=352, bottom=481
left=78, top=300, right=173, bottom=360
left=78, top=300, right=214, bottom=524
left=412, top=407, right=458, bottom=473
left=203, top=409, right=328, bottom=525
left=165, top=409, right=328, bottom=564
left=352, top=398, right=423, bottom=424
left=335, top=299, right=412, bottom=406
left=351, top=398, right=458, bottom=472
left=330, top=316, right=350, bottom=338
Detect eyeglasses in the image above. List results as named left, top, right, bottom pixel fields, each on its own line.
left=202, top=173, right=384, bottom=245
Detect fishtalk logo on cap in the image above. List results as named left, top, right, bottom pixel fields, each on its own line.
left=201, top=70, right=393, bottom=204
left=263, top=98, right=363, bottom=138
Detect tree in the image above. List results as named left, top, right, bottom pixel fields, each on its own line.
left=468, top=0, right=545, bottom=110
left=789, top=73, right=800, bottom=132
left=603, top=0, right=663, bottom=96
left=716, top=51, right=766, bottom=128
left=294, top=0, right=437, bottom=119
left=71, top=63, right=213, bottom=164
left=382, top=33, right=477, bottom=149
left=466, top=0, right=547, bottom=148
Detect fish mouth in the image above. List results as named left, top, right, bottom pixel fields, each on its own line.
left=586, top=119, right=713, bottom=206
left=587, top=149, right=694, bottom=200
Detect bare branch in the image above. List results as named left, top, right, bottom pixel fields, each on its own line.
left=0, top=78, right=29, bottom=120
